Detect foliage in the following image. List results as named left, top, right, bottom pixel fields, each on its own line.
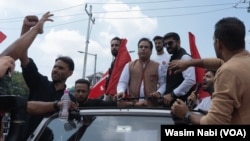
left=68, top=86, right=75, bottom=95
left=0, top=71, right=29, bottom=98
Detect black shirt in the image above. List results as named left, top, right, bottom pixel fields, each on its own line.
left=21, top=58, right=66, bottom=140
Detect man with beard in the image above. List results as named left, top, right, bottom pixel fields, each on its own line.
left=104, top=37, right=121, bottom=100
left=0, top=12, right=75, bottom=140
left=162, top=32, right=196, bottom=107
left=187, top=69, right=216, bottom=113
left=152, top=35, right=170, bottom=75
left=17, top=12, right=75, bottom=140
left=74, top=79, right=139, bottom=107
left=75, top=79, right=116, bottom=107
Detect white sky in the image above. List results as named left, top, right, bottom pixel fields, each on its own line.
left=0, top=0, right=250, bottom=88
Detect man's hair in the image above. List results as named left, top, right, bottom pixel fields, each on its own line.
left=111, top=37, right=121, bottom=43
left=137, top=37, right=153, bottom=50
left=214, top=17, right=245, bottom=51
left=75, top=78, right=90, bottom=89
left=153, top=35, right=163, bottom=41
left=55, top=56, right=74, bottom=71
left=163, top=32, right=180, bottom=41
left=205, top=69, right=217, bottom=76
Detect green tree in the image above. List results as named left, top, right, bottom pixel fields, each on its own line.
left=0, top=71, right=29, bottom=98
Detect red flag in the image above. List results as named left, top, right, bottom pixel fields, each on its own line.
left=188, top=32, right=210, bottom=100
left=105, top=38, right=131, bottom=95
left=0, top=31, right=7, bottom=43
left=88, top=71, right=108, bottom=99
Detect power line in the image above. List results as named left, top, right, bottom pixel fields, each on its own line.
left=0, top=1, right=236, bottom=21
left=92, top=3, right=235, bottom=14
left=94, top=7, right=232, bottom=20
left=0, top=1, right=242, bottom=30
left=45, top=19, right=88, bottom=28
left=88, top=0, right=184, bottom=5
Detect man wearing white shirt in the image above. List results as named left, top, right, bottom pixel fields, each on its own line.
left=117, top=38, right=166, bottom=106
left=152, top=35, right=170, bottom=75
left=163, top=32, right=196, bottom=106
left=188, top=69, right=216, bottom=113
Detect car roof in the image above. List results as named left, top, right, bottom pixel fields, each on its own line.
left=78, top=108, right=172, bottom=117
left=29, top=107, right=178, bottom=141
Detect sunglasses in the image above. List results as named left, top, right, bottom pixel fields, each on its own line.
left=164, top=41, right=174, bottom=47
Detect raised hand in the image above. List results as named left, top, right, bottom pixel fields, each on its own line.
left=168, top=60, right=189, bottom=74
left=33, top=11, right=54, bottom=34
left=24, top=15, right=39, bottom=27
left=21, top=15, right=39, bottom=35
left=187, top=91, right=198, bottom=102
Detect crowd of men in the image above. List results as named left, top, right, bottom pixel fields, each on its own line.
left=0, top=10, right=250, bottom=141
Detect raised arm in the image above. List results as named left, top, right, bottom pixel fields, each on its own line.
left=169, top=58, right=224, bottom=74
left=0, top=12, right=54, bottom=63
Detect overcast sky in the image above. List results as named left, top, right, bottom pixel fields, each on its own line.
left=0, top=0, right=250, bottom=88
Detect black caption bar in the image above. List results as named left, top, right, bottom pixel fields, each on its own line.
left=161, top=125, right=250, bottom=140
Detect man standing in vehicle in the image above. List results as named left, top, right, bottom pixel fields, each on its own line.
left=117, top=37, right=166, bottom=106
left=162, top=32, right=196, bottom=107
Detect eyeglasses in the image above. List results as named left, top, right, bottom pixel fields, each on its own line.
left=111, top=44, right=119, bottom=47
left=164, top=41, right=174, bottom=47
left=139, top=45, right=150, bottom=49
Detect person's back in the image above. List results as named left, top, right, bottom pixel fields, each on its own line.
left=210, top=51, right=250, bottom=124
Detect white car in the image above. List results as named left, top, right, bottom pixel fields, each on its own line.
left=0, top=95, right=186, bottom=141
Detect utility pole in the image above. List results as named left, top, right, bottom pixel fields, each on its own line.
left=82, top=4, right=95, bottom=79
left=78, top=51, right=97, bottom=85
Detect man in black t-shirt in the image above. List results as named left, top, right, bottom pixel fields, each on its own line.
left=74, top=79, right=140, bottom=108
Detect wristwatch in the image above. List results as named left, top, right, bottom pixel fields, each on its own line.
left=184, top=111, right=191, bottom=123
left=171, top=91, right=177, bottom=99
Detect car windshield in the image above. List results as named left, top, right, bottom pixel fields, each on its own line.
left=41, top=115, right=174, bottom=141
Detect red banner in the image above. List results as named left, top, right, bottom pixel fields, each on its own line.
left=88, top=39, right=131, bottom=99
left=106, top=39, right=131, bottom=95
left=0, top=31, right=7, bottom=43
left=188, top=32, right=210, bottom=100
left=88, top=71, right=108, bottom=99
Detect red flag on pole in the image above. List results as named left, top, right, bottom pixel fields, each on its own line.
left=88, top=70, right=108, bottom=99
left=106, top=38, right=131, bottom=95
left=188, top=32, right=210, bottom=100
left=0, top=31, right=7, bottom=43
